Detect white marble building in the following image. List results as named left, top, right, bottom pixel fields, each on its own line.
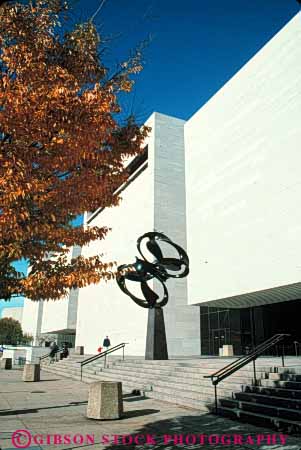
left=75, top=112, right=200, bottom=356
left=186, top=13, right=301, bottom=308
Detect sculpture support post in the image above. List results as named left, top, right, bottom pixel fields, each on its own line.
left=116, top=232, right=189, bottom=362
left=145, top=307, right=168, bottom=360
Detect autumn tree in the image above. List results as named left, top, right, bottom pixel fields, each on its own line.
left=0, top=0, right=149, bottom=301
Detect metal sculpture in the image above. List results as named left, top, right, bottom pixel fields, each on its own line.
left=116, top=232, right=189, bottom=360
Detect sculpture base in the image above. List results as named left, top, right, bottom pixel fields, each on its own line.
left=145, top=307, right=168, bottom=360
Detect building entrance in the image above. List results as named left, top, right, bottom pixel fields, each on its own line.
left=211, top=328, right=230, bottom=355
left=200, top=299, right=301, bottom=356
left=200, top=307, right=240, bottom=355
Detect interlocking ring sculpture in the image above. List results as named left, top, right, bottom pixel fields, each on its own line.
left=116, top=232, right=189, bottom=309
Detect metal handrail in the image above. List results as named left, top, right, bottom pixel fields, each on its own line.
left=204, top=333, right=290, bottom=413
left=80, top=342, right=128, bottom=380
left=39, top=347, right=62, bottom=362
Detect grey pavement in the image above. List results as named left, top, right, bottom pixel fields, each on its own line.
left=0, top=369, right=300, bottom=450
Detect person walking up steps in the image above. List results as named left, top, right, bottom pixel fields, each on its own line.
left=102, top=336, right=111, bottom=368
left=103, top=336, right=111, bottom=351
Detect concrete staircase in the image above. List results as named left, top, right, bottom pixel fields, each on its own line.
left=218, top=365, right=301, bottom=433
left=42, top=354, right=275, bottom=412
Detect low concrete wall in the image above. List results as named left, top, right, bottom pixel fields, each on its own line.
left=3, top=346, right=47, bottom=365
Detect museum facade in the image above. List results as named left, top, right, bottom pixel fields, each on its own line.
left=22, top=13, right=301, bottom=356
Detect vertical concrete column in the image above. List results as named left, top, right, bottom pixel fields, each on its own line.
left=153, top=113, right=201, bottom=356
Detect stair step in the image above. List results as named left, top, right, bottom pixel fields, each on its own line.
left=113, top=361, right=270, bottom=373
left=154, top=379, right=242, bottom=395
left=235, top=391, right=301, bottom=409
left=87, top=362, right=255, bottom=377
left=148, top=391, right=208, bottom=411
left=42, top=366, right=80, bottom=375
left=83, top=369, right=157, bottom=383
left=277, top=367, right=301, bottom=375
left=101, top=366, right=174, bottom=376
left=243, top=384, right=301, bottom=399
left=219, top=406, right=301, bottom=432
left=260, top=379, right=301, bottom=390
left=157, top=384, right=232, bottom=398
left=153, top=384, right=230, bottom=404
left=220, top=398, right=301, bottom=421
left=82, top=371, right=148, bottom=387
left=279, top=374, right=301, bottom=382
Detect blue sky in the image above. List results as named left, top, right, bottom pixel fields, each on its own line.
left=1, top=0, right=299, bottom=316
left=79, top=0, right=299, bottom=121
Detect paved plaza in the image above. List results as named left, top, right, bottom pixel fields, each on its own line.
left=0, top=369, right=300, bottom=450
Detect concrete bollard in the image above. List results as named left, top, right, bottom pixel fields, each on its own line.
left=222, top=345, right=234, bottom=357
left=75, top=346, right=84, bottom=355
left=70, top=346, right=84, bottom=356
left=269, top=372, right=282, bottom=381
left=0, top=358, right=12, bottom=369
left=87, top=381, right=123, bottom=420
left=23, top=364, right=40, bottom=382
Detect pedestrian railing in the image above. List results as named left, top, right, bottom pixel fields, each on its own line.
left=80, top=342, right=129, bottom=381
left=39, top=347, right=62, bottom=363
left=204, top=333, right=290, bottom=413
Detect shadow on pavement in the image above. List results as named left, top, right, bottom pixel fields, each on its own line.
left=122, top=408, right=160, bottom=419
left=0, top=401, right=88, bottom=416
left=124, top=395, right=148, bottom=402
left=26, top=413, right=300, bottom=450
